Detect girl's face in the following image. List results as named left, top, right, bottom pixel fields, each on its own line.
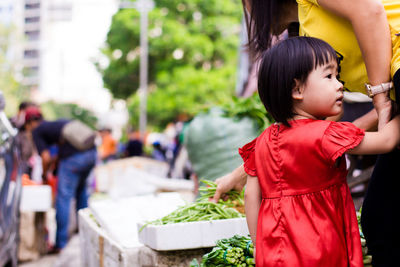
left=294, top=59, right=344, bottom=120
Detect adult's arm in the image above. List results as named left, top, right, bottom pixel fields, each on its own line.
left=40, top=149, right=52, bottom=183
left=318, top=0, right=392, bottom=129
left=212, top=164, right=247, bottom=202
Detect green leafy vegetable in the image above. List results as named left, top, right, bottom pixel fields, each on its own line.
left=193, top=235, right=255, bottom=267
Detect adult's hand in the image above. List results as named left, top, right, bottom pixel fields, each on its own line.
left=211, top=165, right=247, bottom=203
left=41, top=173, right=49, bottom=184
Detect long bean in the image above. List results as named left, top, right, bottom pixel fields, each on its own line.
left=140, top=180, right=245, bottom=231
left=198, top=179, right=244, bottom=207
left=140, top=201, right=244, bottom=231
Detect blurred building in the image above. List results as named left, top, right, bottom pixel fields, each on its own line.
left=0, top=0, right=19, bottom=25
left=3, top=0, right=119, bottom=113
left=0, top=0, right=24, bottom=75
left=22, top=0, right=44, bottom=89
left=39, top=0, right=117, bottom=113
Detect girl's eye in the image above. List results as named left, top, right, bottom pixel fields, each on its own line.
left=326, top=74, right=332, bottom=79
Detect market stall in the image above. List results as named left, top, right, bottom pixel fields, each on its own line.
left=79, top=180, right=250, bottom=266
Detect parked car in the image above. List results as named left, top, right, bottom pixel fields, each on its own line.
left=0, top=91, right=21, bottom=267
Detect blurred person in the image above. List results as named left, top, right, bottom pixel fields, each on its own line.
left=13, top=101, right=37, bottom=176
left=23, top=107, right=97, bottom=253
left=124, top=130, right=143, bottom=157
left=169, top=115, right=193, bottom=179
left=11, top=101, right=35, bottom=129
left=98, top=128, right=117, bottom=162
left=164, top=122, right=178, bottom=171
left=152, top=141, right=166, bottom=161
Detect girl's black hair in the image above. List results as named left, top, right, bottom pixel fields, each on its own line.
left=258, top=37, right=338, bottom=126
left=242, top=0, right=295, bottom=57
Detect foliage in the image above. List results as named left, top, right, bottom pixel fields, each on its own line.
left=219, top=94, right=274, bottom=132
left=127, top=65, right=237, bottom=130
left=98, top=0, right=243, bottom=129
left=40, top=101, right=98, bottom=129
left=0, top=24, right=25, bottom=116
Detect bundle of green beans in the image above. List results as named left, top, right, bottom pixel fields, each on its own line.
left=139, top=180, right=245, bottom=231
left=190, top=235, right=255, bottom=267
left=197, top=180, right=244, bottom=207
left=140, top=201, right=244, bottom=231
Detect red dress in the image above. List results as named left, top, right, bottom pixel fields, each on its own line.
left=239, top=119, right=364, bottom=267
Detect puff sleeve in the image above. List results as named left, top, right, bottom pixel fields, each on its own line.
left=321, top=122, right=365, bottom=164
left=239, top=138, right=258, bottom=176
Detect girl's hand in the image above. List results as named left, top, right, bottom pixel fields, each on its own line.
left=212, top=173, right=245, bottom=202
left=212, top=165, right=247, bottom=203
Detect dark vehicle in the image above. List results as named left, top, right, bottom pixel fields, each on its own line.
left=0, top=91, right=22, bottom=267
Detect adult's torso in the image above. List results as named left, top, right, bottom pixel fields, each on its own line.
left=32, top=119, right=80, bottom=159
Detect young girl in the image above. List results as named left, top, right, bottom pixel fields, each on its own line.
left=242, top=37, right=400, bottom=267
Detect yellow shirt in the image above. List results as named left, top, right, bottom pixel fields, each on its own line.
left=297, top=0, right=400, bottom=99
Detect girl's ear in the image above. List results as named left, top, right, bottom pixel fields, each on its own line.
left=292, top=79, right=304, bottom=100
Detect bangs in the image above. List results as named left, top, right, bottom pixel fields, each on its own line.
left=308, top=38, right=338, bottom=69
left=288, top=37, right=338, bottom=84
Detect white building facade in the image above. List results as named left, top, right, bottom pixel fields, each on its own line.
left=0, top=0, right=24, bottom=75
left=39, top=0, right=118, bottom=113
left=4, top=0, right=119, bottom=113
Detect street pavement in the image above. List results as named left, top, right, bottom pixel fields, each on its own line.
left=19, top=234, right=81, bottom=267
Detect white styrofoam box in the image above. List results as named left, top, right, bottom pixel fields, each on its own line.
left=138, top=218, right=249, bottom=251
left=20, top=185, right=52, bottom=212
left=94, top=157, right=194, bottom=198
left=79, top=208, right=141, bottom=267
left=79, top=208, right=207, bottom=267
left=89, top=192, right=187, bottom=248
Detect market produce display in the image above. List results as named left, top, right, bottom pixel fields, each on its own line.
left=140, top=201, right=244, bottom=229
left=190, top=235, right=255, bottom=267
left=198, top=180, right=244, bottom=213
left=139, top=182, right=244, bottom=231
left=357, top=211, right=372, bottom=266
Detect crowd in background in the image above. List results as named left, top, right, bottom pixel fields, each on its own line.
left=9, top=100, right=193, bottom=253
left=11, top=101, right=192, bottom=182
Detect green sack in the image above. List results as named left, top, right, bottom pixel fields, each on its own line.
left=185, top=108, right=259, bottom=181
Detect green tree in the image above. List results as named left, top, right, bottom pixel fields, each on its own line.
left=0, top=24, right=25, bottom=115
left=98, top=0, right=242, bottom=129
